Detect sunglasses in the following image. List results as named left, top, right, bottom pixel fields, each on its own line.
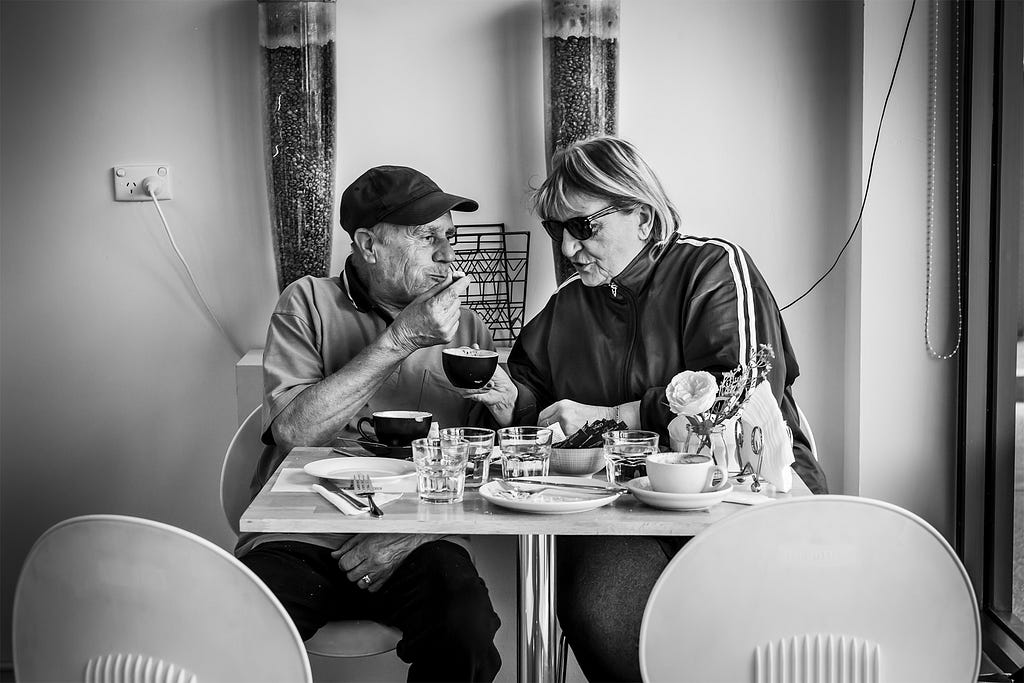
left=541, top=205, right=625, bottom=242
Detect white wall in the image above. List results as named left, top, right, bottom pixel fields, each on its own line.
left=855, top=0, right=958, bottom=535
left=1, top=0, right=955, bottom=675
left=1, top=0, right=276, bottom=666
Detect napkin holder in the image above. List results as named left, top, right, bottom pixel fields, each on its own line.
left=736, top=382, right=794, bottom=493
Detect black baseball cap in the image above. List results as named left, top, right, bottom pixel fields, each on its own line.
left=339, top=165, right=479, bottom=236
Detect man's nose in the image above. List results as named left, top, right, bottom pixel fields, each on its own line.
left=435, top=240, right=455, bottom=263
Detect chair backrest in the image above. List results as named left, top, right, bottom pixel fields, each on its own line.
left=639, top=496, right=980, bottom=683
left=218, top=405, right=404, bottom=659
left=794, top=402, right=818, bottom=461
left=221, top=404, right=263, bottom=535
left=13, top=514, right=311, bottom=683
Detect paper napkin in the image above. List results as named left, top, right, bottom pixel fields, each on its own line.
left=311, top=484, right=402, bottom=515
left=736, top=382, right=794, bottom=493
left=725, top=478, right=780, bottom=506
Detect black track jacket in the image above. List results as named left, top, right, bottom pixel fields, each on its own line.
left=508, top=232, right=828, bottom=494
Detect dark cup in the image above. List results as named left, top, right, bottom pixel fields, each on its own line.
left=442, top=347, right=499, bottom=389
left=357, top=410, right=432, bottom=448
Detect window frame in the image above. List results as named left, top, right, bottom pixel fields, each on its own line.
left=958, top=0, right=1024, bottom=671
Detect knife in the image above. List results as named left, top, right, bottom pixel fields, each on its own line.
left=503, top=478, right=626, bottom=493
left=331, top=446, right=366, bottom=457
left=322, top=480, right=369, bottom=509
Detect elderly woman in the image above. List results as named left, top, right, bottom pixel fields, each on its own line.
left=504, top=136, right=827, bottom=681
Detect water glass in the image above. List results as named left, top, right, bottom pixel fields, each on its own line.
left=412, top=437, right=470, bottom=504
left=603, top=430, right=660, bottom=486
left=440, top=427, right=495, bottom=489
left=497, top=427, right=553, bottom=478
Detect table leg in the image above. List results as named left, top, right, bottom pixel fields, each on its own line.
left=518, top=534, right=557, bottom=683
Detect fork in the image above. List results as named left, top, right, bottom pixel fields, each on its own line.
left=494, top=479, right=622, bottom=499
left=352, top=473, right=384, bottom=517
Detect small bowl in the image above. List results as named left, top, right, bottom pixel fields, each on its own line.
left=549, top=447, right=605, bottom=476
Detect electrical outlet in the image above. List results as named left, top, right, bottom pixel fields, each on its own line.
left=112, top=164, right=173, bottom=201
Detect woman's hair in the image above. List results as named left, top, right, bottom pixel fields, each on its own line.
left=533, top=136, right=681, bottom=246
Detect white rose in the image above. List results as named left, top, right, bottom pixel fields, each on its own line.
left=665, top=370, right=718, bottom=416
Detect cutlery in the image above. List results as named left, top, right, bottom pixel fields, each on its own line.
left=331, top=447, right=366, bottom=457
left=734, top=419, right=748, bottom=482
left=333, top=437, right=377, bottom=447
left=313, top=484, right=352, bottom=513
left=750, top=427, right=765, bottom=493
left=322, top=480, right=368, bottom=510
left=493, top=480, right=535, bottom=499
left=352, top=473, right=384, bottom=517
left=503, top=478, right=626, bottom=493
left=493, top=480, right=620, bottom=500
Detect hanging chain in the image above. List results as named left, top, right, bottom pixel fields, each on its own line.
left=925, top=0, right=964, bottom=360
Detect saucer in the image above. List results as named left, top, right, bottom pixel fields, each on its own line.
left=626, top=477, right=733, bottom=511
left=334, top=436, right=412, bottom=459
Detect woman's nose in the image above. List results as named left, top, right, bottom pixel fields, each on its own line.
left=561, top=235, right=581, bottom=259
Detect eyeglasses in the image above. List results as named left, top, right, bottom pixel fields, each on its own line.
left=541, top=205, right=624, bottom=242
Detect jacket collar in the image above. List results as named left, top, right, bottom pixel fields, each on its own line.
left=339, top=257, right=395, bottom=325
left=610, top=232, right=679, bottom=296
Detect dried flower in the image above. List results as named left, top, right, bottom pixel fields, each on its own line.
left=665, top=344, right=776, bottom=457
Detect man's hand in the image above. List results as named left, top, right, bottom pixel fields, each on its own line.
left=386, top=275, right=473, bottom=354
left=331, top=533, right=443, bottom=593
left=538, top=399, right=616, bottom=436
left=457, top=363, right=518, bottom=427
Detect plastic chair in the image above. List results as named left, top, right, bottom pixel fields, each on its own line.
left=221, top=405, right=402, bottom=658
left=13, top=514, right=312, bottom=683
left=639, top=495, right=980, bottom=682
left=794, top=401, right=819, bottom=461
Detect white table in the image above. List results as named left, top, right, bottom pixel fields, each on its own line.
left=241, top=448, right=810, bottom=682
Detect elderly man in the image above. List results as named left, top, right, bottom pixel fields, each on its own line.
left=236, top=165, right=510, bottom=682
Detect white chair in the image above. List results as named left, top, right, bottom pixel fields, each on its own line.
left=640, top=495, right=980, bottom=682
left=221, top=405, right=402, bottom=658
left=13, top=514, right=312, bottom=683
left=794, top=401, right=818, bottom=461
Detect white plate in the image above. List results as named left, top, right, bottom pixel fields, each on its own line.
left=303, top=457, right=417, bottom=486
left=626, top=477, right=733, bottom=511
left=479, top=476, right=622, bottom=515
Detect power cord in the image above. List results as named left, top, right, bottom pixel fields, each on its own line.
left=142, top=176, right=243, bottom=356
left=780, top=0, right=917, bottom=311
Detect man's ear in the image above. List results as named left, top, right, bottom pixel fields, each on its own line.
left=352, top=228, right=377, bottom=263
left=637, top=205, right=655, bottom=241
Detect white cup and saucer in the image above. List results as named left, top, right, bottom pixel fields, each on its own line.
left=626, top=453, right=732, bottom=511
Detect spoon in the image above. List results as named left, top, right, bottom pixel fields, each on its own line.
left=750, top=426, right=765, bottom=493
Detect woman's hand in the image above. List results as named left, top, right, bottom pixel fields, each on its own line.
left=538, top=399, right=616, bottom=436
left=457, top=364, right=518, bottom=427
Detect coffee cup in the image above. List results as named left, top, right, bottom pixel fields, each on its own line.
left=442, top=347, right=499, bottom=389
left=646, top=453, right=728, bottom=494
left=357, top=410, right=432, bottom=448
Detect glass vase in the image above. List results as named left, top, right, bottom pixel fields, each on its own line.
left=541, top=0, right=620, bottom=284
left=258, top=0, right=336, bottom=292
left=668, top=419, right=738, bottom=473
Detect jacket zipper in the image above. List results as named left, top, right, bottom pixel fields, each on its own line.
left=621, top=286, right=637, bottom=402
left=610, top=283, right=618, bottom=297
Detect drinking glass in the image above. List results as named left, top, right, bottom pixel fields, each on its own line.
left=603, top=430, right=659, bottom=486
left=412, top=437, right=469, bottom=504
left=440, top=427, right=495, bottom=489
left=497, top=427, right=553, bottom=478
